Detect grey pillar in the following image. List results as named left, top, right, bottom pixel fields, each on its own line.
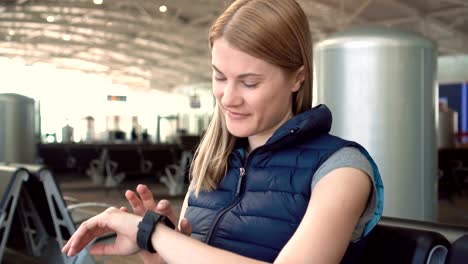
left=315, top=27, right=437, bottom=221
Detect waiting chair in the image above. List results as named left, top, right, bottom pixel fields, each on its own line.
left=446, top=234, right=468, bottom=264
left=161, top=150, right=192, bottom=196
left=358, top=224, right=450, bottom=264
left=0, top=165, right=29, bottom=263
left=3, top=163, right=97, bottom=264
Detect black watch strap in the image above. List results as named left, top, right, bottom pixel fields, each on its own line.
left=137, top=210, right=176, bottom=253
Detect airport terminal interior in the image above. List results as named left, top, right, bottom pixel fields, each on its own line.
left=1, top=0, right=468, bottom=263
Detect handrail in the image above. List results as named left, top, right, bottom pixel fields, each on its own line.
left=380, top=216, right=468, bottom=243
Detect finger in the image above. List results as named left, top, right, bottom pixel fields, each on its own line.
left=62, top=239, right=72, bottom=254
left=156, top=200, right=177, bottom=225
left=125, top=190, right=145, bottom=215
left=179, top=218, right=192, bottom=236
left=66, top=214, right=114, bottom=256
left=120, top=206, right=129, bottom=212
left=136, top=184, right=157, bottom=211
left=66, top=220, right=104, bottom=256
left=65, top=224, right=93, bottom=256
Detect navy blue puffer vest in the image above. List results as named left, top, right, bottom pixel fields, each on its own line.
left=185, top=104, right=384, bottom=262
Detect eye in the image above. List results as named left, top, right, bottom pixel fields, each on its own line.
left=242, top=81, right=258, bottom=88
left=214, top=75, right=226, bottom=81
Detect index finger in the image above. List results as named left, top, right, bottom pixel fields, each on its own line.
left=125, top=190, right=145, bottom=215
left=63, top=214, right=111, bottom=256
left=136, top=184, right=157, bottom=211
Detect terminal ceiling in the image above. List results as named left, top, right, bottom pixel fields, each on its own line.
left=0, top=0, right=467, bottom=91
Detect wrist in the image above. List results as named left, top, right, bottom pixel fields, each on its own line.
left=136, top=211, right=175, bottom=253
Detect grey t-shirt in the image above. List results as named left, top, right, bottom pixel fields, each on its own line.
left=311, top=147, right=376, bottom=241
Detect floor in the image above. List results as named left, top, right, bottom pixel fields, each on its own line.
left=3, top=172, right=468, bottom=263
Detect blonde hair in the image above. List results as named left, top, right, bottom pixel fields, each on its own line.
left=191, top=0, right=313, bottom=194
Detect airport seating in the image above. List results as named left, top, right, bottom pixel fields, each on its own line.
left=161, top=150, right=192, bottom=196
left=140, top=144, right=180, bottom=177
left=37, top=144, right=76, bottom=173
left=0, top=163, right=96, bottom=264
left=86, top=145, right=149, bottom=187
left=0, top=165, right=29, bottom=263
left=178, top=135, right=201, bottom=152
left=37, top=143, right=188, bottom=190
left=157, top=136, right=200, bottom=196
left=342, top=215, right=468, bottom=264
left=106, top=146, right=150, bottom=180
left=452, top=161, right=468, bottom=197
left=68, top=145, right=101, bottom=174
left=358, top=224, right=450, bottom=263
left=445, top=234, right=468, bottom=264
left=86, top=148, right=121, bottom=187
left=439, top=148, right=468, bottom=198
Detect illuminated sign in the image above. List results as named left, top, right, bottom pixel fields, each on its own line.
left=107, top=95, right=127, bottom=102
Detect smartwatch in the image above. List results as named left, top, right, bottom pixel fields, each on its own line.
left=137, top=210, right=176, bottom=253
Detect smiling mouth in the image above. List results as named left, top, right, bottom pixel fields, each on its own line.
left=225, top=110, right=249, bottom=119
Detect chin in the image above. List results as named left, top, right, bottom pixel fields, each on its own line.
left=226, top=125, right=252, bottom=138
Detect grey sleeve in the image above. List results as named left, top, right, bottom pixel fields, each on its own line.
left=311, top=147, right=377, bottom=242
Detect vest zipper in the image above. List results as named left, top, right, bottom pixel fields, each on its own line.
left=205, top=165, right=247, bottom=244
left=236, top=167, right=245, bottom=195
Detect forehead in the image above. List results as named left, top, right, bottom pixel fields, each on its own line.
left=211, top=38, right=278, bottom=76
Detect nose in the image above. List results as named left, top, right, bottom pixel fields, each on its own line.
left=221, top=81, right=242, bottom=107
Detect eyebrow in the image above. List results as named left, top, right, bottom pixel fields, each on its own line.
left=212, top=64, right=264, bottom=78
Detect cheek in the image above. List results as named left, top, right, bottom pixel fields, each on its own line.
left=212, top=83, right=223, bottom=99
left=255, top=89, right=290, bottom=115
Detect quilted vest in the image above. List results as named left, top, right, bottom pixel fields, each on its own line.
left=185, top=104, right=384, bottom=262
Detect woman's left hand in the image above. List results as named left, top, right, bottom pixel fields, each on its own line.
left=124, top=184, right=192, bottom=264
left=62, top=207, right=142, bottom=257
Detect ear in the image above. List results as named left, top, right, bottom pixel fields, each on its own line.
left=291, top=65, right=305, bottom=92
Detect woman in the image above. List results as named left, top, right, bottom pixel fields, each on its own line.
left=63, top=0, right=384, bottom=263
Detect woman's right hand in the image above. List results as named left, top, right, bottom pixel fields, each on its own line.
left=124, top=184, right=192, bottom=264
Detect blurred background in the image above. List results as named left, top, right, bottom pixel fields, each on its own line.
left=1, top=0, right=468, bottom=263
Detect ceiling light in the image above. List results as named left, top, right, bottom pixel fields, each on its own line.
left=8, top=29, right=15, bottom=35
left=159, top=5, right=167, bottom=12
left=93, top=0, right=103, bottom=5
left=46, top=16, right=55, bottom=22
left=63, top=34, right=71, bottom=41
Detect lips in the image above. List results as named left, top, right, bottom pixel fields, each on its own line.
left=225, top=109, right=249, bottom=120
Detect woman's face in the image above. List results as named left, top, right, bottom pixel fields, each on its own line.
left=212, top=38, right=302, bottom=144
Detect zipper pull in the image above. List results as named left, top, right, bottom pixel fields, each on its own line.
left=236, top=167, right=245, bottom=195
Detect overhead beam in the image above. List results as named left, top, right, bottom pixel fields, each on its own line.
left=301, top=0, right=369, bottom=30
left=382, top=0, right=468, bottom=53
left=439, top=0, right=468, bottom=8
left=385, top=0, right=468, bottom=36
left=426, top=7, right=468, bottom=18
left=371, top=16, right=420, bottom=26
left=341, top=0, right=374, bottom=28
left=0, top=4, right=207, bottom=47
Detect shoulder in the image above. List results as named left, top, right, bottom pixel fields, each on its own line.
left=312, top=147, right=373, bottom=187
left=309, top=145, right=384, bottom=239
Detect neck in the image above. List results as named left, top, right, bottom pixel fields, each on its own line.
left=248, top=110, right=293, bottom=151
